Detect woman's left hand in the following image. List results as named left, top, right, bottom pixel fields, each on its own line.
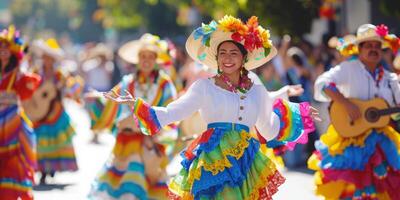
left=309, top=106, right=322, bottom=122
left=103, top=89, right=136, bottom=107
left=287, top=84, right=304, bottom=97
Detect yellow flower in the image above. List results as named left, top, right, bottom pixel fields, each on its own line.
left=258, top=26, right=272, bottom=48
left=218, top=15, right=246, bottom=33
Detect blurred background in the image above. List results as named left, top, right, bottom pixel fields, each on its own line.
left=1, top=0, right=399, bottom=199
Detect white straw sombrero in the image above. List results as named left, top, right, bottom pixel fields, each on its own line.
left=118, top=33, right=168, bottom=64
left=186, top=15, right=277, bottom=70
left=32, top=38, right=65, bottom=60
left=354, top=24, right=399, bottom=51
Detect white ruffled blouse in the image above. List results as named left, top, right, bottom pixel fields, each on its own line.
left=153, top=78, right=281, bottom=140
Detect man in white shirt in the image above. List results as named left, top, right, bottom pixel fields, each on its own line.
left=315, top=24, right=400, bottom=119
left=309, top=24, right=400, bottom=199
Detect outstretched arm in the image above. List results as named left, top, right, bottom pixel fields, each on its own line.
left=105, top=79, right=206, bottom=136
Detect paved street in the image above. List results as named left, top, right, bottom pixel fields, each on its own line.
left=33, top=100, right=321, bottom=200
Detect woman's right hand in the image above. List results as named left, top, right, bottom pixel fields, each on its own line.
left=342, top=99, right=361, bottom=121
left=103, top=89, right=136, bottom=107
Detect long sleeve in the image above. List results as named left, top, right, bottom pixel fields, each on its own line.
left=132, top=79, right=206, bottom=136
left=255, top=89, right=281, bottom=141
left=314, top=64, right=349, bottom=102
left=266, top=99, right=315, bottom=151
left=255, top=86, right=315, bottom=151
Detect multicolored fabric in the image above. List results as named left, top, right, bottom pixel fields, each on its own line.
left=266, top=99, right=315, bottom=151
left=0, top=71, right=40, bottom=199
left=89, top=131, right=168, bottom=200
left=130, top=94, right=315, bottom=199
left=85, top=97, right=119, bottom=134
left=308, top=125, right=400, bottom=199
left=86, top=71, right=175, bottom=134
left=0, top=105, right=36, bottom=200
left=168, top=123, right=285, bottom=200
left=89, top=71, right=176, bottom=199
left=132, top=98, right=162, bottom=136
left=34, top=101, right=78, bottom=173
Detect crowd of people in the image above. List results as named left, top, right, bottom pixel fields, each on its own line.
left=1, top=14, right=399, bottom=200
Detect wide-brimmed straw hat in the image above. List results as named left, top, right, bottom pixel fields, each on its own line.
left=355, top=24, right=399, bottom=51
left=331, top=24, right=399, bottom=56
left=118, top=33, right=167, bottom=64
left=185, top=15, right=277, bottom=70
left=32, top=38, right=65, bottom=60
left=328, top=34, right=358, bottom=56
left=87, top=43, right=113, bottom=60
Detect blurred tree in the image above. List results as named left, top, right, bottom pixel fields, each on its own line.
left=10, top=0, right=322, bottom=41
left=378, top=0, right=400, bottom=19
left=11, top=0, right=83, bottom=33
left=95, top=0, right=319, bottom=38
left=10, top=0, right=104, bottom=42
left=189, top=0, right=320, bottom=37
left=95, top=0, right=186, bottom=37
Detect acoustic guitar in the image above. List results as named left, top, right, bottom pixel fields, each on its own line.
left=22, top=81, right=58, bottom=122
left=330, top=98, right=400, bottom=137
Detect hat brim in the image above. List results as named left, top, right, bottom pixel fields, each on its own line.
left=186, top=29, right=276, bottom=71
left=118, top=40, right=162, bottom=64
left=87, top=45, right=113, bottom=60
left=32, top=40, right=64, bottom=60
left=355, top=35, right=383, bottom=46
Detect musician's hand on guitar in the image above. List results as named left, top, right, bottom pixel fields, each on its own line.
left=310, top=106, right=322, bottom=122
left=103, top=89, right=136, bottom=107
left=287, top=84, right=304, bottom=97
left=343, top=100, right=361, bottom=121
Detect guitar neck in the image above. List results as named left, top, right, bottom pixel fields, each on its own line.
left=378, top=107, right=400, bottom=116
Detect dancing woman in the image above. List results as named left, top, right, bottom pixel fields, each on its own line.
left=105, top=16, right=319, bottom=200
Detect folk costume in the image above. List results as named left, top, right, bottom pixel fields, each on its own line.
left=308, top=24, right=400, bottom=199
left=0, top=26, right=40, bottom=200
left=128, top=16, right=315, bottom=200
left=90, top=33, right=177, bottom=200
left=31, top=39, right=78, bottom=183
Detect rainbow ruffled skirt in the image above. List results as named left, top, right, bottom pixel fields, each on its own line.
left=168, top=122, right=285, bottom=200
left=308, top=125, right=400, bottom=199
left=89, top=131, right=168, bottom=200
left=34, top=102, right=78, bottom=173
left=0, top=105, right=36, bottom=200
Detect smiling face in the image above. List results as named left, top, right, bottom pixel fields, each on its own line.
left=137, top=49, right=158, bottom=74
left=358, top=40, right=382, bottom=67
left=217, top=41, right=245, bottom=75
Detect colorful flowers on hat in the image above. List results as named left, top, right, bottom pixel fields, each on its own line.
left=193, top=20, right=218, bottom=47
left=336, top=37, right=358, bottom=56
left=193, top=15, right=273, bottom=55
left=375, top=24, right=399, bottom=53
left=376, top=24, right=389, bottom=37
left=0, top=25, right=25, bottom=60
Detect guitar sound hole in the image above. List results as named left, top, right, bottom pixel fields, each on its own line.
left=365, top=108, right=379, bottom=122
left=42, top=92, right=48, bottom=98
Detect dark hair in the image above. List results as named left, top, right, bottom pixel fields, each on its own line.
left=291, top=53, right=304, bottom=66
left=217, top=40, right=248, bottom=57
left=0, top=55, right=19, bottom=73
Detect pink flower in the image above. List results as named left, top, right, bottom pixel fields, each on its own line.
left=376, top=24, right=389, bottom=37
